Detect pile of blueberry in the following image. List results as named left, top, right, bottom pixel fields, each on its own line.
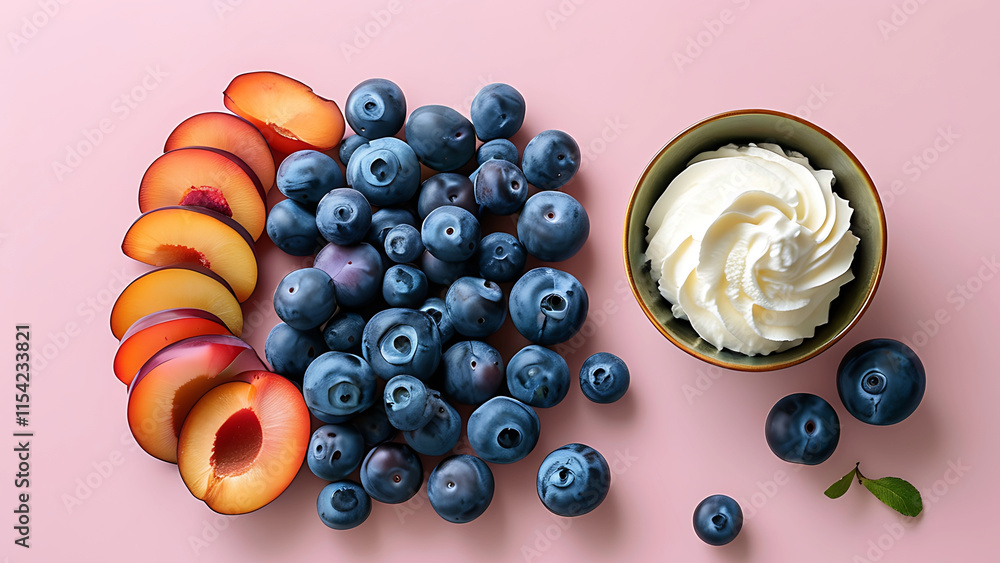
left=264, top=79, right=630, bottom=529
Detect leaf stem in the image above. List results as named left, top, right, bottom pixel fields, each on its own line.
left=855, top=461, right=866, bottom=483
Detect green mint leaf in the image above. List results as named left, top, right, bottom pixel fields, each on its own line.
left=824, top=466, right=857, bottom=499
left=859, top=476, right=923, bottom=517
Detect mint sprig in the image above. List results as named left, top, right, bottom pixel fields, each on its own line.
left=824, top=462, right=923, bottom=517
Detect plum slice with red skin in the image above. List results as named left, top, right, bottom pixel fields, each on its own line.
left=114, top=308, right=232, bottom=386
left=138, top=146, right=266, bottom=241
left=223, top=71, right=345, bottom=154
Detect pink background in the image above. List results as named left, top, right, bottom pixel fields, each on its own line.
left=2, top=0, right=997, bottom=561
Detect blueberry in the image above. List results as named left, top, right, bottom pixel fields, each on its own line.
left=366, top=207, right=418, bottom=249
left=403, top=394, right=462, bottom=456
left=316, top=188, right=373, bottom=245
left=383, top=375, right=435, bottom=431
left=338, top=134, right=369, bottom=166
left=470, top=83, right=526, bottom=141
left=445, top=277, right=506, bottom=338
left=837, top=339, right=925, bottom=426
left=265, top=322, right=327, bottom=381
left=350, top=403, right=397, bottom=447
left=314, top=242, right=384, bottom=308
left=509, top=267, right=588, bottom=345
left=404, top=105, right=476, bottom=171
left=347, top=137, right=420, bottom=206
left=382, top=264, right=428, bottom=308
left=579, top=352, right=629, bottom=404
left=303, top=352, right=378, bottom=423
left=317, top=481, right=371, bottom=530
left=323, top=312, right=365, bottom=352
left=421, top=250, right=475, bottom=286
left=536, top=443, right=611, bottom=517
left=273, top=268, right=337, bottom=330
left=362, top=308, right=442, bottom=381
left=477, top=231, right=526, bottom=283
left=383, top=224, right=424, bottom=264
left=474, top=159, right=528, bottom=215
left=417, top=173, right=478, bottom=219
left=476, top=138, right=519, bottom=166
left=518, top=191, right=589, bottom=261
left=521, top=130, right=580, bottom=191
left=360, top=442, right=423, bottom=504
left=266, top=198, right=322, bottom=256
left=307, top=424, right=365, bottom=481
left=419, top=297, right=455, bottom=342
left=693, top=495, right=743, bottom=546
left=765, top=393, right=840, bottom=465
left=441, top=341, right=504, bottom=405
left=422, top=206, right=481, bottom=262
left=507, top=345, right=570, bottom=408
left=276, top=150, right=346, bottom=205
left=467, top=396, right=540, bottom=464
left=427, top=455, right=495, bottom=523
left=345, top=78, right=406, bottom=140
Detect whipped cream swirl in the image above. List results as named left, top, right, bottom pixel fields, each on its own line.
left=644, top=143, right=859, bottom=356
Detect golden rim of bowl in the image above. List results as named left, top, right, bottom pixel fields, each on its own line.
left=622, top=108, right=887, bottom=371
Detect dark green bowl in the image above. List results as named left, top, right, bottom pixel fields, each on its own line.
left=623, top=109, right=887, bottom=371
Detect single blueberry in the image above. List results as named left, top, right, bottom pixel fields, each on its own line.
left=303, top=351, right=378, bottom=423
left=764, top=393, right=840, bottom=465
left=441, top=340, right=504, bottom=405
left=404, top=105, right=476, bottom=172
left=323, top=312, right=365, bottom=352
left=265, top=322, right=327, bottom=382
left=427, top=454, right=495, bottom=523
left=507, top=345, right=570, bottom=408
left=693, top=495, right=743, bottom=546
left=277, top=150, right=346, bottom=205
left=360, top=442, right=423, bottom=504
left=345, top=78, right=406, bottom=140
left=536, top=443, right=611, bottom=517
left=509, top=267, right=588, bottom=345
left=273, top=268, right=337, bottom=331
left=417, top=173, right=478, bottom=219
left=266, top=198, right=322, bottom=256
left=521, top=130, right=580, bottom=190
left=362, top=308, right=442, bottom=381
left=474, top=159, right=528, bottom=215
left=422, top=206, right=481, bottom=263
left=347, top=137, right=420, bottom=206
left=445, top=277, right=507, bottom=338
left=317, top=480, right=371, bottom=530
left=307, top=424, right=365, bottom=481
left=382, top=264, right=428, bottom=308
left=313, top=242, right=384, bottom=308
left=837, top=339, right=925, bottom=426
left=517, top=190, right=589, bottom=262
left=383, top=224, right=424, bottom=264
left=477, top=231, right=526, bottom=283
left=579, top=352, right=629, bottom=404
left=467, top=397, right=540, bottom=464
left=316, top=188, right=373, bottom=245
left=470, top=83, right=525, bottom=141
